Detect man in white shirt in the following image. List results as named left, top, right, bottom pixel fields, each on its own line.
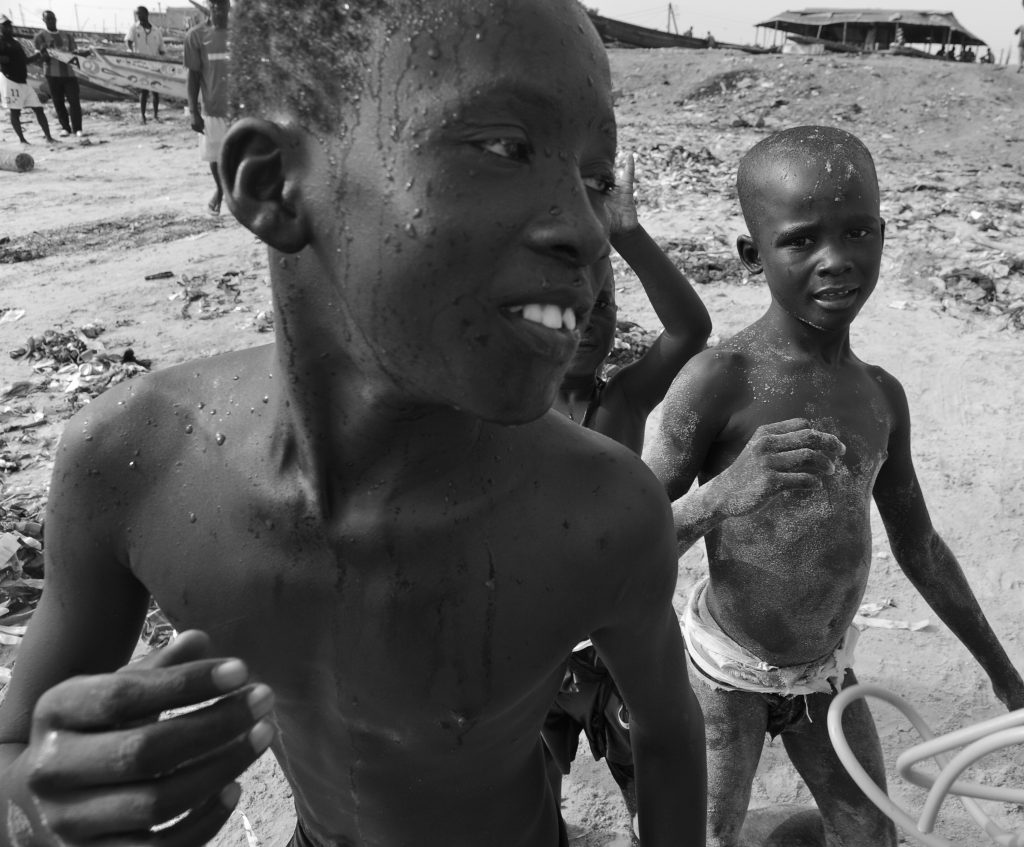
left=124, top=5, right=165, bottom=122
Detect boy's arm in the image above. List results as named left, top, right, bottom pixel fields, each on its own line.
left=589, top=483, right=706, bottom=847
left=646, top=352, right=845, bottom=553
left=0, top=425, right=270, bottom=845
left=873, top=372, right=1024, bottom=711
left=606, top=153, right=712, bottom=412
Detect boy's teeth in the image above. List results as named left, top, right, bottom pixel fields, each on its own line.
left=518, top=303, right=577, bottom=331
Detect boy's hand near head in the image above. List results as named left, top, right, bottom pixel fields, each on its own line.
left=607, top=152, right=639, bottom=237
left=0, top=630, right=271, bottom=844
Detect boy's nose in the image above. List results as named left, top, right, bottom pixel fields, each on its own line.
left=524, top=179, right=608, bottom=269
left=816, top=242, right=854, bottom=276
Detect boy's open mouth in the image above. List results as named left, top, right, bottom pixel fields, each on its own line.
left=505, top=303, right=578, bottom=331
left=500, top=302, right=582, bottom=362
left=813, top=286, right=859, bottom=308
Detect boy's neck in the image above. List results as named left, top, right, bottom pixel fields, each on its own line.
left=761, top=303, right=855, bottom=364
left=268, top=319, right=486, bottom=513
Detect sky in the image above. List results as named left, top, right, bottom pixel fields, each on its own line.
left=592, top=1, right=1023, bottom=61
left=3, top=1, right=1022, bottom=61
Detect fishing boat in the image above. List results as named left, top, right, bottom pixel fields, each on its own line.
left=586, top=12, right=708, bottom=49
left=14, top=25, right=187, bottom=102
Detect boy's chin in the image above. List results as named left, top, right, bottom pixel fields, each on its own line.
left=451, top=381, right=561, bottom=426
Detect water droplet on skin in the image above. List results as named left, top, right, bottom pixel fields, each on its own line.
left=412, top=208, right=423, bottom=219
left=128, top=460, right=136, bottom=470
left=475, top=31, right=483, bottom=41
left=262, top=396, right=269, bottom=404
left=85, top=434, right=93, bottom=441
left=405, top=178, right=415, bottom=191
left=197, top=402, right=205, bottom=410
left=215, top=433, right=226, bottom=445
left=549, top=206, right=562, bottom=216
left=404, top=223, right=417, bottom=238
left=426, top=46, right=440, bottom=59
left=185, top=424, right=194, bottom=434
left=189, top=512, right=197, bottom=523
left=279, top=257, right=288, bottom=269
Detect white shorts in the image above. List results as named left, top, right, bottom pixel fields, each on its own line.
left=199, top=114, right=229, bottom=162
left=0, top=79, right=42, bottom=110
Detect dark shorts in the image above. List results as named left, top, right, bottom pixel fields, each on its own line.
left=689, top=659, right=817, bottom=739
left=541, top=645, right=634, bottom=778
left=287, top=811, right=570, bottom=846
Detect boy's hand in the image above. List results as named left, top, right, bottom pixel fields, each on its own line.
left=713, top=418, right=845, bottom=518
left=607, top=151, right=639, bottom=237
left=993, top=672, right=1024, bottom=712
left=11, top=630, right=273, bottom=845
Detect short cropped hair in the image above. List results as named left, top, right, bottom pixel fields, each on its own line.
left=231, top=0, right=393, bottom=131
left=736, top=125, right=878, bottom=233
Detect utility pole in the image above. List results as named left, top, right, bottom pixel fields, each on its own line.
left=666, top=3, right=678, bottom=34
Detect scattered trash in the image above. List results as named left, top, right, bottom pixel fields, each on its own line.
left=855, top=599, right=929, bottom=631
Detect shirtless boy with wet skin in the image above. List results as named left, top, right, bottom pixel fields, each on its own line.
left=648, top=125, right=1024, bottom=847
left=0, top=2, right=707, bottom=846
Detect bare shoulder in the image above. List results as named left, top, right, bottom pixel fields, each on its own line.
left=515, top=413, right=674, bottom=550
left=659, top=341, right=752, bottom=431
left=862, top=361, right=910, bottom=417
left=52, top=346, right=275, bottom=520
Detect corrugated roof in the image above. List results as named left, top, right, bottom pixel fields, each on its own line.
left=757, top=8, right=985, bottom=46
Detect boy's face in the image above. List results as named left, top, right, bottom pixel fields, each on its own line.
left=567, top=261, right=617, bottom=381
left=745, top=156, right=884, bottom=332
left=308, top=0, right=616, bottom=423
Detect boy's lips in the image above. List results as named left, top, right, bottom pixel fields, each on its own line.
left=812, top=285, right=860, bottom=310
left=500, top=302, right=582, bottom=362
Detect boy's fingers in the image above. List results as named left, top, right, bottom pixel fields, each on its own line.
left=84, top=783, right=240, bottom=847
left=39, top=724, right=269, bottom=838
left=769, top=447, right=837, bottom=476
left=753, top=418, right=812, bottom=435
left=34, top=659, right=251, bottom=732
left=31, top=685, right=273, bottom=791
left=775, top=472, right=825, bottom=491
left=761, top=429, right=844, bottom=457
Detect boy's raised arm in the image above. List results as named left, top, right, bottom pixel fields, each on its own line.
left=607, top=152, right=712, bottom=410
left=588, top=484, right=706, bottom=846
left=872, top=372, right=1024, bottom=711
left=0, top=427, right=270, bottom=845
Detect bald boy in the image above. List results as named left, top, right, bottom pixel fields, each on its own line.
left=649, top=125, right=1024, bottom=847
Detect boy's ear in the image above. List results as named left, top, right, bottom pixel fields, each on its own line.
left=221, top=118, right=310, bottom=254
left=736, top=234, right=763, bottom=275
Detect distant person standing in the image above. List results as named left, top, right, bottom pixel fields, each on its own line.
left=33, top=10, right=83, bottom=137
left=184, top=0, right=230, bottom=216
left=125, top=5, right=165, bottom=123
left=1016, top=17, right=1024, bottom=72
left=0, top=14, right=54, bottom=144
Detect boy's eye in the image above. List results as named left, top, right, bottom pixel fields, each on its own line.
left=475, top=137, right=533, bottom=163
left=583, top=173, right=616, bottom=195
left=786, top=236, right=813, bottom=249
left=848, top=227, right=872, bottom=239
